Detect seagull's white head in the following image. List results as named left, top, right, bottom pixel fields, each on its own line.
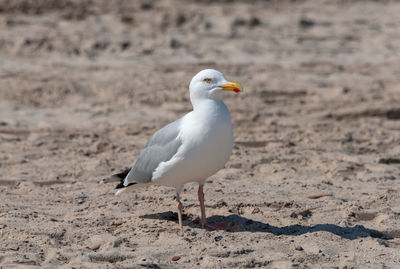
left=189, top=69, right=242, bottom=105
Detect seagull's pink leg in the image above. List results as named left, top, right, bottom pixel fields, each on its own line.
left=198, top=183, right=229, bottom=231
left=176, top=192, right=183, bottom=230
left=198, top=184, right=206, bottom=228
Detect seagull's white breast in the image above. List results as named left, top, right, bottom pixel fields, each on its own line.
left=152, top=100, right=234, bottom=187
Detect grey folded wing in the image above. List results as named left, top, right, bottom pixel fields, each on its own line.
left=123, top=118, right=183, bottom=186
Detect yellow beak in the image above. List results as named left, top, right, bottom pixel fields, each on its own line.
left=220, top=81, right=243, bottom=93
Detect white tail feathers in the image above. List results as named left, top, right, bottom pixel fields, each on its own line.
left=115, top=188, right=127, bottom=196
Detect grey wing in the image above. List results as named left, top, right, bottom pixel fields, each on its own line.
left=123, top=118, right=183, bottom=186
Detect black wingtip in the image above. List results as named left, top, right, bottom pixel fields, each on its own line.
left=111, top=168, right=136, bottom=189
left=115, top=180, right=125, bottom=189
left=102, top=168, right=131, bottom=184
left=115, top=182, right=137, bottom=189
left=113, top=168, right=131, bottom=180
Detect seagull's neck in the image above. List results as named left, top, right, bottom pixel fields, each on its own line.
left=191, top=98, right=224, bottom=111
left=191, top=98, right=231, bottom=124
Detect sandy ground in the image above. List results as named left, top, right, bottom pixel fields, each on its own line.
left=1, top=0, right=400, bottom=268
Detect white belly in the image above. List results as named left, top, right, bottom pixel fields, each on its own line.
left=153, top=100, right=234, bottom=187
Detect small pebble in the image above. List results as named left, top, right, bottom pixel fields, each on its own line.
left=214, top=235, right=223, bottom=242
left=89, top=243, right=101, bottom=251
left=171, top=256, right=181, bottom=261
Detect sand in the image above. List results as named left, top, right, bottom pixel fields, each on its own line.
left=1, top=0, right=400, bottom=268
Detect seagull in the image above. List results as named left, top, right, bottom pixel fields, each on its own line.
left=106, top=69, right=242, bottom=229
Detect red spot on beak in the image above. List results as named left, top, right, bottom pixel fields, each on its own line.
left=233, top=88, right=240, bottom=93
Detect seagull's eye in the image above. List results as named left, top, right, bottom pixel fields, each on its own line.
left=203, top=78, right=212, bottom=83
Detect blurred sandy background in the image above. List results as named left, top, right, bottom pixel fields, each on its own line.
left=1, top=0, right=400, bottom=268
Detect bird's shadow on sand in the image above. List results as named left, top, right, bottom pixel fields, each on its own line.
left=141, top=211, right=392, bottom=240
